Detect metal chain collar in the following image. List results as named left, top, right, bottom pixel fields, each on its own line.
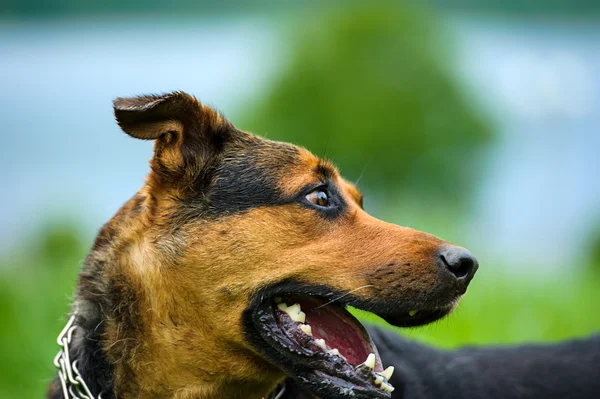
left=53, top=314, right=286, bottom=399
left=53, top=315, right=103, bottom=399
left=265, top=383, right=286, bottom=399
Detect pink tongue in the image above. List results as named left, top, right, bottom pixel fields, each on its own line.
left=295, top=298, right=377, bottom=368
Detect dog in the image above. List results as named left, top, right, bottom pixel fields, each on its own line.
left=48, top=91, right=479, bottom=399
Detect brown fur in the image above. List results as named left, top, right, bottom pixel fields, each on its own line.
left=51, top=91, right=471, bottom=399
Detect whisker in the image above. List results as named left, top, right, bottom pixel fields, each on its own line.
left=354, top=162, right=370, bottom=186
left=314, top=285, right=375, bottom=310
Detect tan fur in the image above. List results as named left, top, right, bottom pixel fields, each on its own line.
left=96, top=154, right=444, bottom=398
left=64, top=92, right=462, bottom=399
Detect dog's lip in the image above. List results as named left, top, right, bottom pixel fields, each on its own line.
left=247, top=294, right=395, bottom=398
left=380, top=307, right=454, bottom=327
left=243, top=282, right=457, bottom=398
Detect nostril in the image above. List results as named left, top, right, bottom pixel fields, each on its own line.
left=438, top=244, right=479, bottom=282
left=440, top=254, right=473, bottom=279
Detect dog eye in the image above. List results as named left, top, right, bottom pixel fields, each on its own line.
left=306, top=189, right=330, bottom=207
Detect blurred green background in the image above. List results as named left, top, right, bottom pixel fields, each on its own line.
left=1, top=0, right=600, bottom=397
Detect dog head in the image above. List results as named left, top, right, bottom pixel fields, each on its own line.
left=78, top=91, right=478, bottom=399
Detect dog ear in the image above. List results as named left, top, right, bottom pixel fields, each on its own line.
left=113, top=91, right=233, bottom=185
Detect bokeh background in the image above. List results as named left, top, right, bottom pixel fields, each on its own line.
left=1, top=0, right=599, bottom=397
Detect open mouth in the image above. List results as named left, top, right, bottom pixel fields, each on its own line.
left=243, top=285, right=454, bottom=399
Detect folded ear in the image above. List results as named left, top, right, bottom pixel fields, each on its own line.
left=113, top=91, right=232, bottom=186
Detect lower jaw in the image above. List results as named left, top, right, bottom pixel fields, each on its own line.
left=242, top=282, right=456, bottom=398
left=244, top=297, right=396, bottom=398
left=295, top=367, right=392, bottom=399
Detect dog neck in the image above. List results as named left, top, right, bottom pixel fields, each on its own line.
left=47, top=194, right=316, bottom=399
left=48, top=312, right=116, bottom=399
left=48, top=311, right=310, bottom=399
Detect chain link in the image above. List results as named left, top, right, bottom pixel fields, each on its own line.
left=54, top=314, right=285, bottom=399
left=53, top=315, right=103, bottom=399
left=263, top=382, right=286, bottom=399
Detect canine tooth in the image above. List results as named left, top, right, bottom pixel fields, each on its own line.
left=315, top=338, right=327, bottom=350
left=409, top=310, right=418, bottom=317
left=381, top=366, right=394, bottom=381
left=287, top=303, right=301, bottom=314
left=292, top=311, right=306, bottom=323
left=374, top=374, right=384, bottom=385
left=277, top=303, right=288, bottom=311
left=278, top=303, right=305, bottom=322
left=381, top=381, right=395, bottom=393
left=299, top=324, right=313, bottom=336
left=363, top=353, right=376, bottom=369
left=282, top=303, right=305, bottom=323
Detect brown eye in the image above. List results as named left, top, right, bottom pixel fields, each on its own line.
left=306, top=189, right=330, bottom=207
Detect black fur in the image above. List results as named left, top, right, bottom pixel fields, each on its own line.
left=277, top=326, right=600, bottom=399
left=178, top=134, right=349, bottom=219
left=367, top=326, right=600, bottom=399
left=47, top=310, right=115, bottom=399
left=203, top=136, right=299, bottom=216
left=47, top=254, right=120, bottom=399
left=243, top=282, right=598, bottom=398
left=314, top=161, right=336, bottom=181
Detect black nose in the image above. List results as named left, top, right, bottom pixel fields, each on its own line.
left=438, top=244, right=478, bottom=288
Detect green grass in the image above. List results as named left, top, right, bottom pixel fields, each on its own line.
left=1, top=225, right=599, bottom=398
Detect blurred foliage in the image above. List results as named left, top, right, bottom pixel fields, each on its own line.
left=1, top=2, right=598, bottom=398
left=242, top=1, right=492, bottom=208
left=587, top=223, right=600, bottom=274
left=1, top=224, right=599, bottom=398
left=0, top=222, right=86, bottom=399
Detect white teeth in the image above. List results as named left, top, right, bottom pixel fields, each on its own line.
left=276, top=298, right=394, bottom=393
left=380, top=366, right=394, bottom=381
left=380, top=381, right=395, bottom=393
left=299, top=324, right=313, bottom=336
left=375, top=372, right=395, bottom=393
left=409, top=310, right=418, bottom=317
left=278, top=302, right=306, bottom=323
left=277, top=302, right=288, bottom=311
left=286, top=304, right=306, bottom=323
left=363, top=353, right=376, bottom=369
left=295, top=311, right=307, bottom=323
left=291, top=310, right=306, bottom=323
left=315, top=338, right=327, bottom=350
left=286, top=303, right=301, bottom=316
